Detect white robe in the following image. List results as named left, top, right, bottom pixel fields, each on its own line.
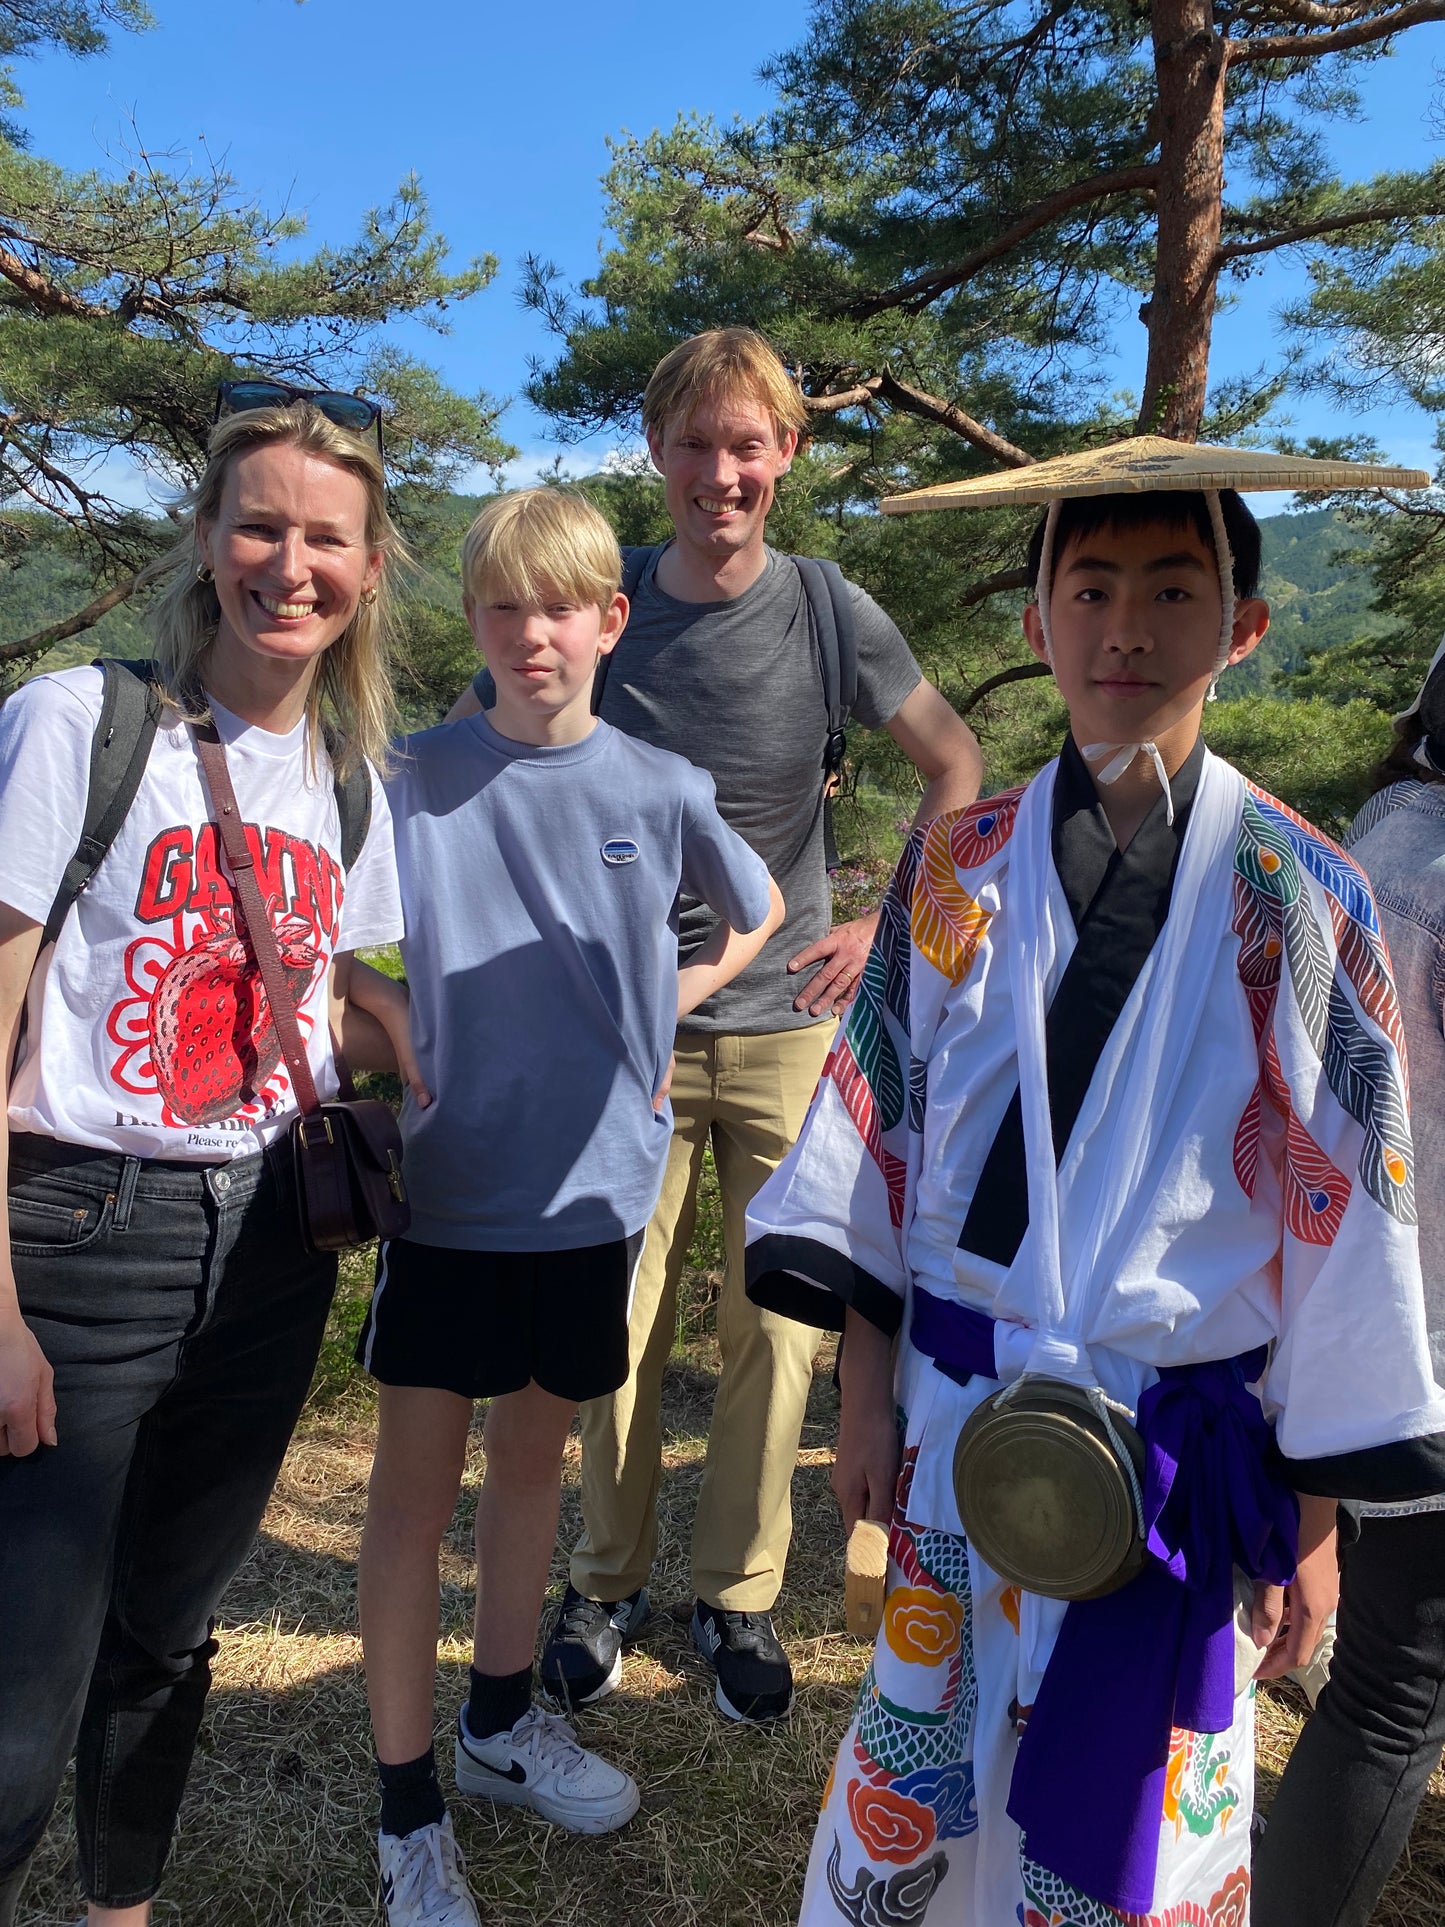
left=747, top=749, right=1445, bottom=1926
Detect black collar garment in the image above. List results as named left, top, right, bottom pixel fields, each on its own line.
left=957, top=733, right=1206, bottom=1266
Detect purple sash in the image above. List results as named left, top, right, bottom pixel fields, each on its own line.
left=910, top=1287, right=1299, bottom=1914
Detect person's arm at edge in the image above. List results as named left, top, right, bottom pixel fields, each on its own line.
left=833, top=1306, right=900, bottom=1534
left=341, top=954, right=431, bottom=1106
left=676, top=878, right=785, bottom=1022
left=0, top=905, right=56, bottom=1456
left=1251, top=1491, right=1340, bottom=1679
left=789, top=679, right=983, bottom=1018
left=890, top=677, right=986, bottom=828
left=654, top=880, right=785, bottom=1113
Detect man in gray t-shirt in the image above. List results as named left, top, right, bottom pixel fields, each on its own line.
left=453, top=329, right=981, bottom=1723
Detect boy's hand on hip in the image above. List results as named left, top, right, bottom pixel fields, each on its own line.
left=789, top=913, right=879, bottom=1017
left=653, top=1052, right=676, bottom=1113
left=0, top=1309, right=57, bottom=1456
left=392, top=1023, right=432, bottom=1109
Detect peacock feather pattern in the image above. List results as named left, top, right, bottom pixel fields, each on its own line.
left=912, top=813, right=992, bottom=986
left=1232, top=786, right=1415, bottom=1226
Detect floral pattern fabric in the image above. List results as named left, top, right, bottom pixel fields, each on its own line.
left=801, top=1455, right=1254, bottom=1927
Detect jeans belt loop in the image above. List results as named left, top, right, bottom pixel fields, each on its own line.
left=113, top=1155, right=142, bottom=1232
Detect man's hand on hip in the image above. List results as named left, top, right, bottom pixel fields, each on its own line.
left=788, top=912, right=879, bottom=1017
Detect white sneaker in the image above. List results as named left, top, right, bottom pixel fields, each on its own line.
left=454, top=1702, right=640, bottom=1833
left=378, top=1813, right=481, bottom=1926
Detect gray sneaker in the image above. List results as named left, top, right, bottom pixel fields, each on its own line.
left=378, top=1813, right=481, bottom=1926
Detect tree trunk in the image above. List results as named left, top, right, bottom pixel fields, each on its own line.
left=1137, top=0, right=1227, bottom=440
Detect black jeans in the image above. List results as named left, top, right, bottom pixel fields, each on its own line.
left=0, top=1134, right=336, bottom=1916
left=1254, top=1507, right=1445, bottom=1927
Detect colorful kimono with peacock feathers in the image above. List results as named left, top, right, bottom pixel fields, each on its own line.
left=747, top=736, right=1445, bottom=1927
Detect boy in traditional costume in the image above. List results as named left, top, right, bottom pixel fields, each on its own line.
left=745, top=439, right=1445, bottom=1927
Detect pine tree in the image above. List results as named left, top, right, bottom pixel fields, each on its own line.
left=0, top=1, right=512, bottom=671
left=524, top=0, right=1445, bottom=729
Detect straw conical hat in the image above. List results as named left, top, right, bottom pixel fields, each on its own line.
left=879, top=434, right=1430, bottom=514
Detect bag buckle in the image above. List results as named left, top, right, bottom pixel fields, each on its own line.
left=387, top=1150, right=405, bottom=1204
left=298, top=1114, right=334, bottom=1150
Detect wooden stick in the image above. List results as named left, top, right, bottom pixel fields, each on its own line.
left=845, top=1519, right=890, bottom=1640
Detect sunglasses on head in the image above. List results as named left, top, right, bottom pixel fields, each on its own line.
left=214, top=379, right=385, bottom=458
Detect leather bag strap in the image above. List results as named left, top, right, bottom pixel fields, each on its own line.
left=193, top=723, right=323, bottom=1118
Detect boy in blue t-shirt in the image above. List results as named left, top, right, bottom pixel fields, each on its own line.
left=352, top=488, right=781, bottom=1926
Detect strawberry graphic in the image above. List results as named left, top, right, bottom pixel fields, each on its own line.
left=150, top=906, right=319, bottom=1124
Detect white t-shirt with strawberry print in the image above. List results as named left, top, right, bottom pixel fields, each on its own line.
left=0, top=666, right=404, bottom=1162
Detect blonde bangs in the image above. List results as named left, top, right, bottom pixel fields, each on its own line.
left=642, top=328, right=808, bottom=444
left=461, top=488, right=621, bottom=610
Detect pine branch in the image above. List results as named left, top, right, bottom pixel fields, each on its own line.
left=0, top=569, right=144, bottom=665
left=958, top=566, right=1031, bottom=610
left=1227, top=0, right=1445, bottom=64
left=0, top=240, right=108, bottom=321
left=1231, top=2, right=1379, bottom=22
left=1216, top=197, right=1443, bottom=262
left=804, top=378, right=884, bottom=414
left=957, top=660, right=1052, bottom=716
left=876, top=374, right=1036, bottom=467
left=842, top=165, right=1159, bottom=321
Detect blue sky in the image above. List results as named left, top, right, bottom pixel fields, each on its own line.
left=13, top=0, right=1445, bottom=503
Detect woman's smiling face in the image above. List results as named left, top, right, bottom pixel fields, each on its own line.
left=198, top=441, right=381, bottom=677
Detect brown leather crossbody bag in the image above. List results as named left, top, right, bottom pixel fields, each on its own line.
left=194, top=724, right=410, bottom=1253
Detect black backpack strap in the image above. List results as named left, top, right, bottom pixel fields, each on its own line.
left=620, top=544, right=658, bottom=601
left=42, top=659, right=162, bottom=948
left=591, top=543, right=660, bottom=715
left=322, top=723, right=373, bottom=872
left=794, top=556, right=859, bottom=870
left=793, top=555, right=858, bottom=775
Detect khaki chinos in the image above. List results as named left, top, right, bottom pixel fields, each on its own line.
left=570, top=1021, right=834, bottom=1612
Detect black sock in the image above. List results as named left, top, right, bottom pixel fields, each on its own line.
left=377, top=1746, right=445, bottom=1839
left=466, top=1664, right=533, bottom=1740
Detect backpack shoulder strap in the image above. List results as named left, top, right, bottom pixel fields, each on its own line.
left=793, top=557, right=859, bottom=873
left=593, top=544, right=661, bottom=714
left=793, top=555, right=859, bottom=764
left=322, top=723, right=373, bottom=872
left=42, top=658, right=163, bottom=949
left=620, top=544, right=660, bottom=601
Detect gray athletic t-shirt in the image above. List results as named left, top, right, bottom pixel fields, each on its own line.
left=387, top=712, right=772, bottom=1250
left=598, top=547, right=921, bottom=1033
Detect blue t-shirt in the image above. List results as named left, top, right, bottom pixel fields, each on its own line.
left=387, top=711, right=773, bottom=1250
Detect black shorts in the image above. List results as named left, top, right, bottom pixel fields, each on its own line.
left=355, top=1231, right=642, bottom=1403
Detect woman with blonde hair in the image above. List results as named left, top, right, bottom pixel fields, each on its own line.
left=0, top=386, right=408, bottom=1927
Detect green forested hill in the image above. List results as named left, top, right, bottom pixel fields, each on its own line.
left=1231, top=506, right=1389, bottom=695
left=1, top=540, right=151, bottom=679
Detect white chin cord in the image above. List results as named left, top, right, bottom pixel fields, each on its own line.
left=1033, top=488, right=1237, bottom=832
left=1079, top=737, right=1175, bottom=824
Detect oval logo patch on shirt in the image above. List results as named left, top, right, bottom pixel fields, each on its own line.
left=601, top=837, right=640, bottom=866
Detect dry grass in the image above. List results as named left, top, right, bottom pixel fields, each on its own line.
left=21, top=1253, right=1445, bottom=1925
